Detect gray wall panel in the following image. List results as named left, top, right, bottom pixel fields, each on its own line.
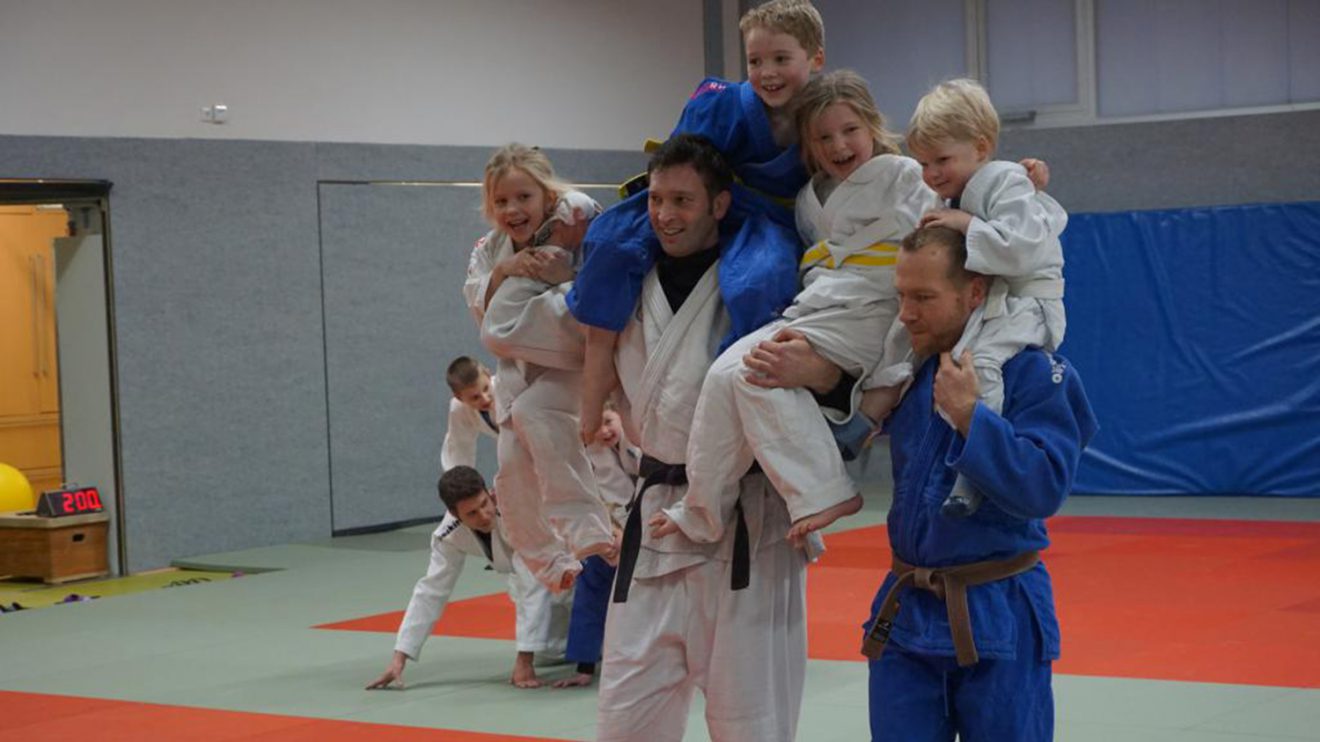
left=319, top=182, right=622, bottom=533
left=319, top=183, right=489, bottom=531
left=999, top=110, right=1320, bottom=213
left=0, top=136, right=332, bottom=571
left=315, top=143, right=646, bottom=186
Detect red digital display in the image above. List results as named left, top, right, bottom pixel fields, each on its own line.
left=36, top=486, right=104, bottom=517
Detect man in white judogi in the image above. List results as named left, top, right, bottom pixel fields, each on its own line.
left=365, top=466, right=566, bottom=690
left=595, top=135, right=808, bottom=742
left=667, top=151, right=938, bottom=546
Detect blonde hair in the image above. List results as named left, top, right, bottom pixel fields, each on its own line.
left=907, top=78, right=1000, bottom=154
left=481, top=143, right=572, bottom=227
left=739, top=0, right=824, bottom=57
left=795, top=70, right=901, bottom=175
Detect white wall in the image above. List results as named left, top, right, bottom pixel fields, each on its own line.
left=0, top=0, right=706, bottom=150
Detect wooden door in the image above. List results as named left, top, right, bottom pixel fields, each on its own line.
left=0, top=206, right=66, bottom=495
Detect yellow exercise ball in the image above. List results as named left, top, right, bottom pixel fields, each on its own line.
left=0, top=463, right=36, bottom=512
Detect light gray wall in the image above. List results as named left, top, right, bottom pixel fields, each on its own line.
left=0, top=134, right=644, bottom=571
left=0, top=0, right=704, bottom=150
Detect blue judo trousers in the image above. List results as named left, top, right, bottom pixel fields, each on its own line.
left=564, top=555, right=615, bottom=667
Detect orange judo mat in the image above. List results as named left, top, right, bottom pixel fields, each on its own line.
left=0, top=690, right=566, bottom=740
left=318, top=516, right=1320, bottom=689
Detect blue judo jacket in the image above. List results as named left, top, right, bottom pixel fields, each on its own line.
left=870, top=349, right=1098, bottom=661
left=567, top=78, right=808, bottom=348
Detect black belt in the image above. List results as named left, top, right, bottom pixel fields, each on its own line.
left=611, top=455, right=753, bottom=603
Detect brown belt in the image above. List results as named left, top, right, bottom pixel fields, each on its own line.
left=861, top=550, right=1040, bottom=667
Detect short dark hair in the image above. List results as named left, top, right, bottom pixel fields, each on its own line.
left=437, top=465, right=487, bottom=515
left=647, top=134, right=734, bottom=202
left=901, top=225, right=973, bottom=284
left=445, top=356, right=484, bottom=393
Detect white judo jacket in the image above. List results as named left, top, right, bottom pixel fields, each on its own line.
left=393, top=511, right=544, bottom=660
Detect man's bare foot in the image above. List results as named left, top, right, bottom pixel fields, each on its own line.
left=788, top=494, right=863, bottom=547
left=552, top=672, right=595, bottom=688
left=511, top=652, right=542, bottom=689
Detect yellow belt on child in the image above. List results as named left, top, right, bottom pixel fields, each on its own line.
left=800, top=241, right=900, bottom=270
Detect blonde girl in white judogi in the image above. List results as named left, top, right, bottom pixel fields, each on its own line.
left=462, top=144, right=616, bottom=591
left=663, top=70, right=939, bottom=546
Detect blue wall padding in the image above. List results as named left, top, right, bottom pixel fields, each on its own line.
left=1060, top=201, right=1320, bottom=496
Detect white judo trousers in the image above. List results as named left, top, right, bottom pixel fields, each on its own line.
left=481, top=269, right=615, bottom=579
left=464, top=217, right=614, bottom=589
left=949, top=160, right=1068, bottom=414
left=597, top=264, right=807, bottom=742
left=671, top=156, right=937, bottom=542
left=597, top=529, right=805, bottom=742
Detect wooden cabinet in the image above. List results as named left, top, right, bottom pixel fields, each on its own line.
left=0, top=206, right=66, bottom=494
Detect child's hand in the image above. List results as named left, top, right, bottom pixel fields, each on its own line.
left=786, top=517, right=818, bottom=550
left=648, top=511, right=680, bottom=539
left=1020, top=158, right=1050, bottom=191
left=498, top=250, right=541, bottom=279
left=920, top=208, right=973, bottom=234
left=529, top=247, right=575, bottom=285
left=579, top=404, right=604, bottom=446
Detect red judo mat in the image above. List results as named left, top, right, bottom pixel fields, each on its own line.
left=318, top=516, right=1320, bottom=689
left=0, top=690, right=565, bottom=741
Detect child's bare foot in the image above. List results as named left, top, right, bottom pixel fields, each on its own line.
left=552, top=672, right=595, bottom=689
left=859, top=385, right=902, bottom=423
left=510, top=652, right=542, bottom=689
left=555, top=567, right=579, bottom=593
left=788, top=494, right=863, bottom=547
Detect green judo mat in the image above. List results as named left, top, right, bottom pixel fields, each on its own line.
left=0, top=568, right=245, bottom=611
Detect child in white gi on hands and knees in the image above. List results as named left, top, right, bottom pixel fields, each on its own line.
left=906, top=78, right=1068, bottom=518
left=652, top=69, right=939, bottom=549
left=462, top=144, right=617, bottom=592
